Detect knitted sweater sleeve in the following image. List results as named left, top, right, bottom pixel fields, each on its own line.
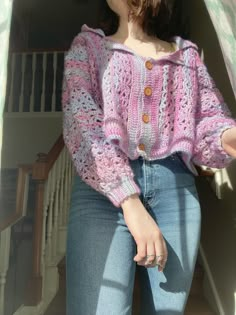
left=192, top=53, right=236, bottom=168
left=62, top=34, right=140, bottom=207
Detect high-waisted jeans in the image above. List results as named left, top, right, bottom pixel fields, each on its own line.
left=66, top=154, right=201, bottom=315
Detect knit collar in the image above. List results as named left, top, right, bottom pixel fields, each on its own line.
left=82, top=24, right=105, bottom=38
left=81, top=24, right=197, bottom=62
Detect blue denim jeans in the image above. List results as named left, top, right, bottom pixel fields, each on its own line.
left=66, top=154, right=201, bottom=315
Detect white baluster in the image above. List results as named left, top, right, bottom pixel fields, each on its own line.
left=46, top=168, right=55, bottom=265
left=62, top=156, right=67, bottom=227
left=59, top=150, right=66, bottom=227
left=0, top=228, right=11, bottom=315
left=69, top=159, right=74, bottom=190
left=63, top=150, right=69, bottom=220
left=66, top=159, right=73, bottom=224
left=69, top=163, right=75, bottom=220
left=51, top=52, right=57, bottom=112
left=40, top=53, right=47, bottom=113
left=63, top=156, right=70, bottom=226
left=46, top=198, right=53, bottom=265
left=30, top=53, right=37, bottom=113
left=52, top=157, right=61, bottom=262
left=70, top=161, right=75, bottom=186
left=41, top=177, right=51, bottom=301
left=57, top=170, right=66, bottom=255
left=41, top=203, right=48, bottom=300
left=19, top=53, right=26, bottom=112
left=41, top=180, right=50, bottom=265
left=8, top=53, right=16, bottom=113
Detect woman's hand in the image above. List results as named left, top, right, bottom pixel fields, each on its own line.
left=121, top=194, right=168, bottom=271
left=221, top=127, right=236, bottom=157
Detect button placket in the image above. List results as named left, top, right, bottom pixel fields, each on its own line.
left=138, top=60, right=154, bottom=158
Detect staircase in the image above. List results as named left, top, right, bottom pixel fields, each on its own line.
left=0, top=168, right=36, bottom=315
left=44, top=259, right=216, bottom=315
left=0, top=136, right=74, bottom=315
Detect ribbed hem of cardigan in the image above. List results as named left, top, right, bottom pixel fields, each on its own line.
left=107, top=177, right=141, bottom=208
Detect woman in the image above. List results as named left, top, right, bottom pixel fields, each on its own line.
left=62, top=1, right=236, bottom=314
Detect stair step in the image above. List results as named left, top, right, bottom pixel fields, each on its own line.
left=185, top=296, right=216, bottom=315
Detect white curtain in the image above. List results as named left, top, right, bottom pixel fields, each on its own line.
left=0, top=0, right=13, bottom=167
left=204, top=0, right=236, bottom=99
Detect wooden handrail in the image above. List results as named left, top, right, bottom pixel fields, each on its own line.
left=45, top=134, right=65, bottom=174
left=32, top=135, right=64, bottom=181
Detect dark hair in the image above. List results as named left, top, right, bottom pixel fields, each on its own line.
left=98, top=0, right=189, bottom=41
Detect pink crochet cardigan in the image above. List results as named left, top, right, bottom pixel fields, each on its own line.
left=62, top=24, right=236, bottom=207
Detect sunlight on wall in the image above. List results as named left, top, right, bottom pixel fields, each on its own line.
left=203, top=0, right=236, bottom=98
left=212, top=168, right=233, bottom=199
left=234, top=292, right=236, bottom=315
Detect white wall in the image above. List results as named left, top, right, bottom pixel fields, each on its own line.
left=1, top=115, right=62, bottom=168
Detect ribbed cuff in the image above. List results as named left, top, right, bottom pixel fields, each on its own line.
left=216, top=123, right=236, bottom=165
left=107, top=177, right=141, bottom=207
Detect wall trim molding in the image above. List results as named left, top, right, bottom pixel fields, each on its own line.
left=199, top=244, right=225, bottom=315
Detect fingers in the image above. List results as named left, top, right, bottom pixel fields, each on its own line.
left=134, top=236, right=168, bottom=271
left=133, top=242, right=146, bottom=263
left=144, top=243, right=156, bottom=266
left=134, top=242, right=156, bottom=266
left=155, top=237, right=168, bottom=272
left=155, top=237, right=168, bottom=271
left=156, top=255, right=167, bottom=272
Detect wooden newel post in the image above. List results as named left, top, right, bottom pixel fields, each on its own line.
left=25, top=153, right=48, bottom=306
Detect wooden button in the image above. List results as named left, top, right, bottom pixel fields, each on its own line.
left=144, top=87, right=152, bottom=96
left=142, top=114, right=150, bottom=123
left=138, top=144, right=146, bottom=151
left=145, top=60, right=153, bottom=70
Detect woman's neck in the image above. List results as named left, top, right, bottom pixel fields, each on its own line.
left=113, top=17, right=152, bottom=43
left=108, top=17, right=175, bottom=58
